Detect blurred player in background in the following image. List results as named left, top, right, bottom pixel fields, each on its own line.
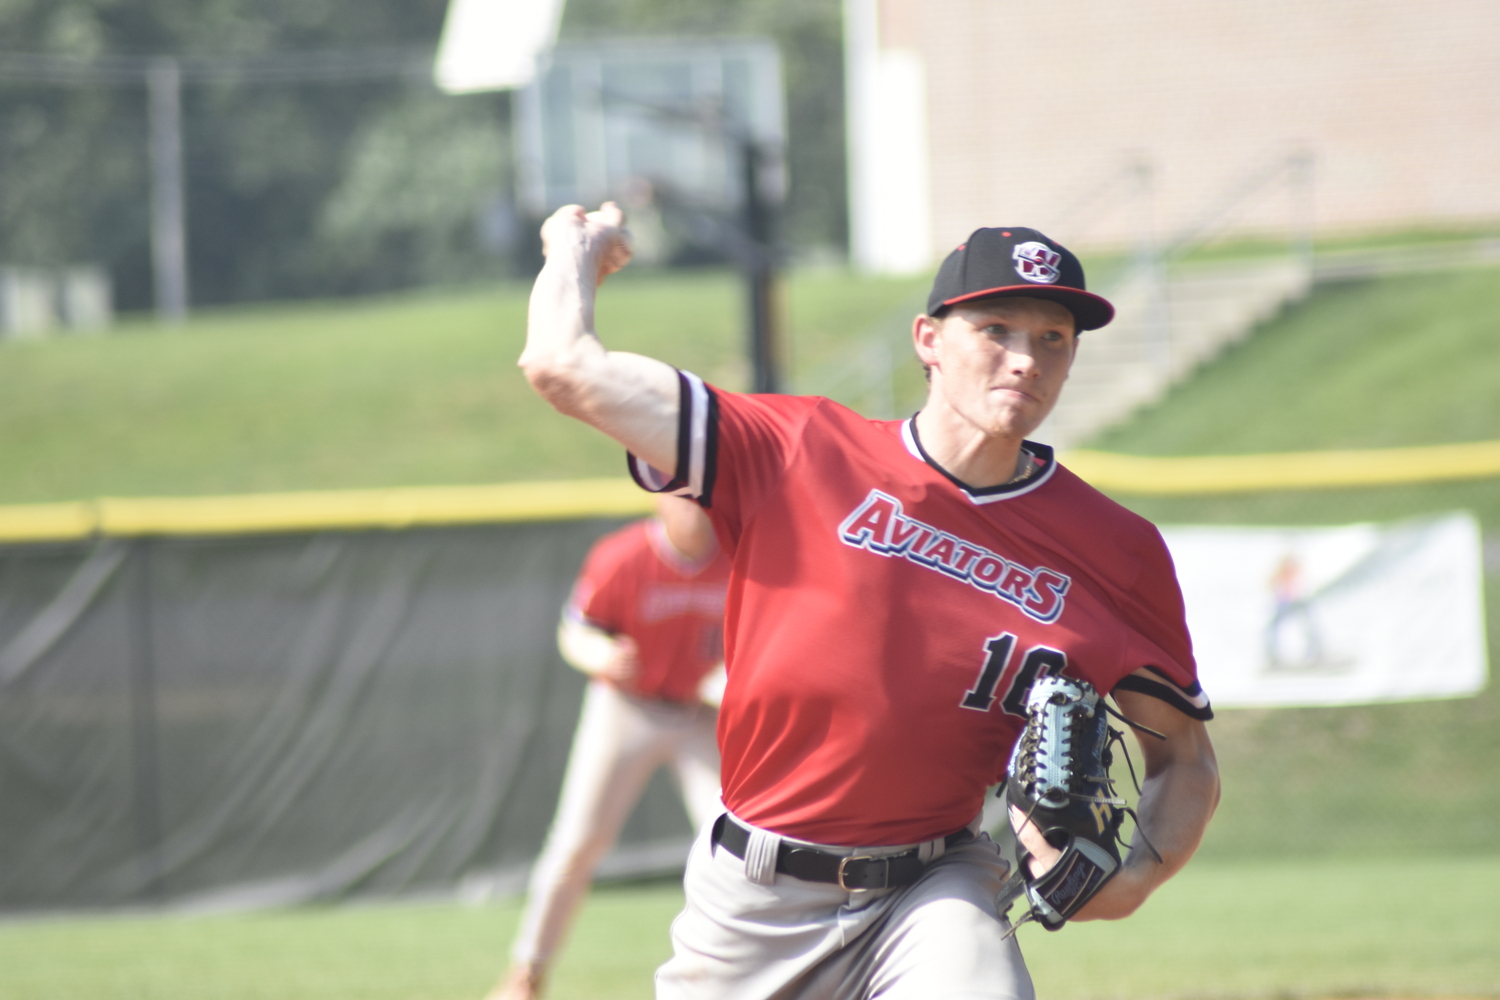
left=486, top=494, right=730, bottom=1000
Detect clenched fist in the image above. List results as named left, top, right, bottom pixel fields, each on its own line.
left=540, top=202, right=633, bottom=286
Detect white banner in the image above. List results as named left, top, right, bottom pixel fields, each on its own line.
left=1161, top=513, right=1488, bottom=708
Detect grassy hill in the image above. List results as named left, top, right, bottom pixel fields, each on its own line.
left=0, top=268, right=926, bottom=504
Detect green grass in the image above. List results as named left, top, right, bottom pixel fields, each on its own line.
left=0, top=269, right=927, bottom=505
left=1090, top=267, right=1500, bottom=456
left=3, top=245, right=1495, bottom=508
left=0, top=883, right=680, bottom=1000
left=2, top=857, right=1496, bottom=1000
left=1021, top=856, right=1500, bottom=1000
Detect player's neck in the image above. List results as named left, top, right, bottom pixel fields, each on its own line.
left=912, top=404, right=1031, bottom=489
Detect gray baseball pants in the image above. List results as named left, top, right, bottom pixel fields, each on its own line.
left=656, top=811, right=1033, bottom=1000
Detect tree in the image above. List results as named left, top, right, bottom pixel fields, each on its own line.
left=0, top=0, right=846, bottom=310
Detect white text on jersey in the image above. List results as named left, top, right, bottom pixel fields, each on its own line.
left=838, top=490, right=1071, bottom=623
left=640, top=582, right=729, bottom=623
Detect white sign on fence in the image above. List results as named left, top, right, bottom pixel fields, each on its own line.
left=1161, top=513, right=1488, bottom=708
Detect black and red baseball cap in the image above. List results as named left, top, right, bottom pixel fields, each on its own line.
left=927, top=227, right=1114, bottom=331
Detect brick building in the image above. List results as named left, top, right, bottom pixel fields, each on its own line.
left=845, top=0, right=1500, bottom=271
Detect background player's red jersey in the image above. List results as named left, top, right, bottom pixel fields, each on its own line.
left=572, top=518, right=731, bottom=704
left=632, top=373, right=1210, bottom=846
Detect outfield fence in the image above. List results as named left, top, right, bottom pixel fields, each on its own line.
left=1, top=442, right=1494, bottom=913
left=0, top=485, right=671, bottom=913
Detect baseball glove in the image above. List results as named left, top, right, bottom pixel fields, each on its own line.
left=1003, top=674, right=1155, bottom=932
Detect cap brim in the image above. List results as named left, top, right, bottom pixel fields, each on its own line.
left=940, top=285, right=1115, bottom=332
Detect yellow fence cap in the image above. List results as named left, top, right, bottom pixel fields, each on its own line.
left=0, top=478, right=656, bottom=542
left=3, top=439, right=1498, bottom=543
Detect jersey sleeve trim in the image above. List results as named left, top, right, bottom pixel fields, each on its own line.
left=1113, top=665, right=1214, bottom=721
left=627, top=371, right=718, bottom=505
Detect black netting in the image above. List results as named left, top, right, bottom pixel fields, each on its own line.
left=0, top=521, right=698, bottom=912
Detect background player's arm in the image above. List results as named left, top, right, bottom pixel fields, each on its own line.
left=695, top=662, right=727, bottom=708
left=519, top=203, right=681, bottom=473
left=1013, top=686, right=1220, bottom=921
left=557, top=614, right=640, bottom=684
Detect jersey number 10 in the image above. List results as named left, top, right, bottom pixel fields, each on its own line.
left=960, top=633, right=1066, bottom=717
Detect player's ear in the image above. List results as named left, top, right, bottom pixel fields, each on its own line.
left=913, top=313, right=943, bottom=368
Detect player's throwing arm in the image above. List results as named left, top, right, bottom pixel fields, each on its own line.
left=520, top=203, right=680, bottom=473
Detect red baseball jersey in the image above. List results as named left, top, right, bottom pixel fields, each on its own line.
left=631, top=373, right=1211, bottom=847
left=571, top=518, right=731, bottom=704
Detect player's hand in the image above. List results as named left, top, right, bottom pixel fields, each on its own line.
left=696, top=662, right=728, bottom=708
left=1009, top=804, right=1064, bottom=878
left=539, top=202, right=633, bottom=286
left=599, top=635, right=641, bottom=684
left=1011, top=803, right=1133, bottom=921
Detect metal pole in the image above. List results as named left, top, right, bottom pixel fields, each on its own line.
left=865, top=340, right=894, bottom=419
left=1290, top=149, right=1316, bottom=272
left=1130, top=160, right=1171, bottom=372
left=147, top=57, right=189, bottom=323
left=127, top=539, right=164, bottom=901
left=740, top=137, right=783, bottom=394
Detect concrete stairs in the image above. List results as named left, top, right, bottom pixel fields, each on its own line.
left=1032, top=257, right=1313, bottom=450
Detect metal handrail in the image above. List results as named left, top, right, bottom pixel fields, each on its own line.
left=1160, top=150, right=1315, bottom=264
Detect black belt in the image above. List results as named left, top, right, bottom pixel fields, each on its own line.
left=710, top=814, right=974, bottom=891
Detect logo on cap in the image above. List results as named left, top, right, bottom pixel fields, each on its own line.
left=1013, top=242, right=1062, bottom=284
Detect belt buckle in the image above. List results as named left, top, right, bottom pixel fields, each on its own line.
left=837, top=854, right=886, bottom=891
